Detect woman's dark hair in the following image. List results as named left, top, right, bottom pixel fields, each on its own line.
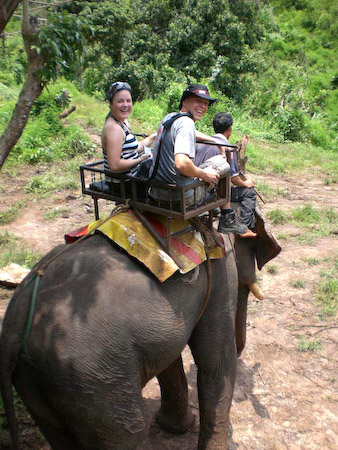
left=107, top=81, right=131, bottom=102
left=213, top=112, right=233, bottom=133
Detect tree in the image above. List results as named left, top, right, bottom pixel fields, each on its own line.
left=0, top=0, right=91, bottom=170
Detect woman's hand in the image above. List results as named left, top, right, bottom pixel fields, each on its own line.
left=139, top=153, right=152, bottom=162
left=144, top=132, right=157, bottom=147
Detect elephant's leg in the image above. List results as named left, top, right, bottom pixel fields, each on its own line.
left=15, top=362, right=149, bottom=450
left=191, top=346, right=237, bottom=450
left=236, top=284, right=249, bottom=357
left=34, top=391, right=149, bottom=450
left=155, top=355, right=194, bottom=434
left=30, top=415, right=83, bottom=450
left=189, top=275, right=237, bottom=449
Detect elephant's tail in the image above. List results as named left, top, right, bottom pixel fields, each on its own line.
left=0, top=339, right=21, bottom=449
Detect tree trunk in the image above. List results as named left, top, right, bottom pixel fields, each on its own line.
left=0, top=0, right=45, bottom=171
left=236, top=134, right=249, bottom=173
left=0, top=55, right=44, bottom=170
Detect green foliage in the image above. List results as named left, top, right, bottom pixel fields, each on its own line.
left=38, top=12, right=93, bottom=82
left=70, top=0, right=270, bottom=101
left=4, top=81, right=97, bottom=165
left=0, top=82, right=19, bottom=101
left=273, top=107, right=307, bottom=142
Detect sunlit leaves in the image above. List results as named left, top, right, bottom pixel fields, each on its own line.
left=37, top=12, right=93, bottom=82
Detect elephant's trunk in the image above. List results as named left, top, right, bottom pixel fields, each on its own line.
left=248, top=282, right=264, bottom=300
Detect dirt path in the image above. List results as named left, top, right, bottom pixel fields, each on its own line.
left=0, top=159, right=337, bottom=449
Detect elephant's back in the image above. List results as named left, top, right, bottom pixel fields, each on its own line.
left=6, top=234, right=207, bottom=379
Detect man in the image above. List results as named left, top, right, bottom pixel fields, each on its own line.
left=149, top=83, right=220, bottom=204
left=195, top=112, right=257, bottom=238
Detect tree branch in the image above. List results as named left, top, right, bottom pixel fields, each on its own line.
left=58, top=105, right=76, bottom=119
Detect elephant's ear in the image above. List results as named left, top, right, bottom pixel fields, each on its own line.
left=252, top=206, right=282, bottom=270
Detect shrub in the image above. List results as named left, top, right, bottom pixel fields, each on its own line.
left=273, top=106, right=307, bottom=142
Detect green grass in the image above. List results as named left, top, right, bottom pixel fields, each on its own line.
left=44, top=207, right=70, bottom=220
left=291, top=279, right=306, bottom=289
left=246, top=139, right=338, bottom=177
left=316, top=256, right=338, bottom=319
left=267, top=208, right=288, bottom=225
left=25, top=159, right=81, bottom=195
left=276, top=232, right=291, bottom=241
left=0, top=200, right=27, bottom=225
left=254, top=181, right=290, bottom=201
left=267, top=265, right=278, bottom=274
left=267, top=204, right=338, bottom=243
left=303, top=257, right=320, bottom=266
left=297, top=336, right=323, bottom=352
left=0, top=231, right=42, bottom=269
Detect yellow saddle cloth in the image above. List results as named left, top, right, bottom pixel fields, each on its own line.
left=65, top=210, right=225, bottom=282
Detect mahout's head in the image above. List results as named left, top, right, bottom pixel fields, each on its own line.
left=213, top=112, right=233, bottom=136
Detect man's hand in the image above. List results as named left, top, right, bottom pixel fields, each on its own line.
left=244, top=178, right=254, bottom=188
left=201, top=166, right=220, bottom=186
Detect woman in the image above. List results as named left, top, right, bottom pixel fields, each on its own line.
left=101, top=81, right=156, bottom=195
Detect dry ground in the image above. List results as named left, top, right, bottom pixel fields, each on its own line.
left=0, top=157, right=337, bottom=449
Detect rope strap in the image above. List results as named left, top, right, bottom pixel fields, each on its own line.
left=19, top=273, right=40, bottom=353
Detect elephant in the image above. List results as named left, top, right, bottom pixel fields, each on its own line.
left=0, top=231, right=239, bottom=450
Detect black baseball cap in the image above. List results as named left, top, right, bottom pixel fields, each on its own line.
left=179, top=84, right=217, bottom=109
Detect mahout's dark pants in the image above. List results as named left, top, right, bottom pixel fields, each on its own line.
left=231, top=186, right=256, bottom=229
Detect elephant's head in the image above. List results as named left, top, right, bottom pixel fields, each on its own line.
left=234, top=205, right=281, bottom=300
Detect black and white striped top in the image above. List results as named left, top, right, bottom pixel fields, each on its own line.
left=103, top=115, right=139, bottom=182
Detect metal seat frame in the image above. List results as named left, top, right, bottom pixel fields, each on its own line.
left=80, top=161, right=230, bottom=267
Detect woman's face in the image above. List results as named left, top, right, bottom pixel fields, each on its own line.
left=110, top=90, right=133, bottom=121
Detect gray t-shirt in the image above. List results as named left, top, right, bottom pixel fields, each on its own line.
left=150, top=112, right=196, bottom=185
left=150, top=112, right=197, bottom=202
left=195, top=133, right=239, bottom=177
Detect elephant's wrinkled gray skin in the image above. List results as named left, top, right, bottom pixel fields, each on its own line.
left=0, top=233, right=238, bottom=450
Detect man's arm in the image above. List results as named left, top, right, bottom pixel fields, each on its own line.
left=195, top=130, right=226, bottom=155
left=175, top=154, right=219, bottom=185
